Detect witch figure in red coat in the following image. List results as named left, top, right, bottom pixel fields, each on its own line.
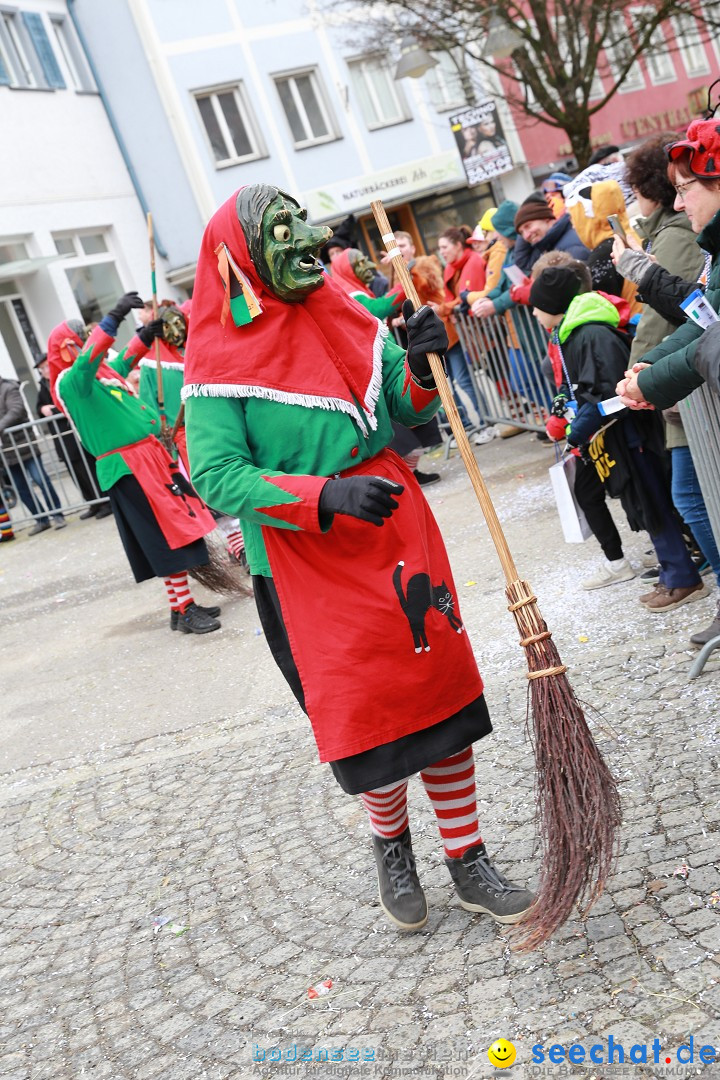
left=184, top=184, right=534, bottom=931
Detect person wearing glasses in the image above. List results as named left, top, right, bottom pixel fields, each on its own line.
left=615, top=119, right=720, bottom=414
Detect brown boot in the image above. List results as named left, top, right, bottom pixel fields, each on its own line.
left=644, top=582, right=709, bottom=613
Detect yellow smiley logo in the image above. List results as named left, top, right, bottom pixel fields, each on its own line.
left=488, top=1039, right=516, bottom=1069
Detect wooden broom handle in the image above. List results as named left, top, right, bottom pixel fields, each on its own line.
left=371, top=200, right=519, bottom=584
left=147, top=212, right=165, bottom=418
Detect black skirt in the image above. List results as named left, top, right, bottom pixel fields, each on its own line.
left=109, top=474, right=209, bottom=582
left=253, top=575, right=492, bottom=795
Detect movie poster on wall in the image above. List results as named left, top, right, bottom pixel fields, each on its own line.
left=449, top=98, right=514, bottom=185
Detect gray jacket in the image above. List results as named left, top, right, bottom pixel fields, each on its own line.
left=0, top=378, right=34, bottom=464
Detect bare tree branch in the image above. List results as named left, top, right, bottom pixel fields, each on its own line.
left=318, top=0, right=709, bottom=165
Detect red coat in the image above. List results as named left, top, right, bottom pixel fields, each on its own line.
left=443, top=249, right=487, bottom=304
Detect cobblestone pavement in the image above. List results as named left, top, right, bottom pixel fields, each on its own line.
left=2, top=432, right=719, bottom=1080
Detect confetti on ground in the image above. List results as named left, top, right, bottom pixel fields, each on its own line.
left=465, top=581, right=477, bottom=587
left=307, top=978, right=333, bottom=999
left=578, top=635, right=589, bottom=643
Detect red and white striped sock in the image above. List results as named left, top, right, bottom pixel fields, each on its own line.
left=226, top=529, right=245, bottom=560
left=359, top=780, right=409, bottom=839
left=420, top=746, right=483, bottom=858
left=164, top=573, right=193, bottom=613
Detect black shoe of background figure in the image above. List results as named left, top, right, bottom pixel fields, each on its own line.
left=95, top=503, right=113, bottom=519
left=171, top=602, right=222, bottom=631
left=372, top=827, right=428, bottom=931
left=79, top=507, right=97, bottom=519
left=445, top=842, right=534, bottom=924
left=413, top=469, right=441, bottom=487
left=176, top=602, right=221, bottom=634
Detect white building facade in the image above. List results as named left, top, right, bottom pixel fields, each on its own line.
left=72, top=0, right=533, bottom=280
left=0, top=0, right=171, bottom=392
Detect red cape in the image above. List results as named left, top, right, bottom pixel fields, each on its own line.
left=183, top=189, right=387, bottom=434
left=47, top=321, right=124, bottom=410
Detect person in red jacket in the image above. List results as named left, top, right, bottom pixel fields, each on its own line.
left=437, top=227, right=494, bottom=444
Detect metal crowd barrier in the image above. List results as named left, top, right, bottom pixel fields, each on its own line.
left=1, top=412, right=105, bottom=530
left=454, top=305, right=553, bottom=433
left=680, top=384, right=720, bottom=677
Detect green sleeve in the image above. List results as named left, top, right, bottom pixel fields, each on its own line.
left=354, top=292, right=403, bottom=320
left=108, top=338, right=147, bottom=378
left=186, top=395, right=328, bottom=533
left=637, top=283, right=720, bottom=407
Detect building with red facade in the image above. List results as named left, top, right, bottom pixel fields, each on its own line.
left=503, top=8, right=718, bottom=176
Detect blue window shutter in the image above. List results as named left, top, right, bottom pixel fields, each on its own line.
left=21, top=12, right=65, bottom=89
left=0, top=53, right=10, bottom=87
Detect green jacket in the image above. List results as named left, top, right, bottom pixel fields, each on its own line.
left=637, top=206, right=720, bottom=409
left=55, top=328, right=163, bottom=491
left=138, top=358, right=184, bottom=427
left=185, top=335, right=439, bottom=576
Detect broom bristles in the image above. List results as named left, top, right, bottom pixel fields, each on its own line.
left=505, top=580, right=622, bottom=952
left=189, top=534, right=253, bottom=598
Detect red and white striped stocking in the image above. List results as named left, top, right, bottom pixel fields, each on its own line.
left=163, top=573, right=193, bottom=613
left=359, top=780, right=409, bottom=839
left=420, top=746, right=483, bottom=858
left=226, top=529, right=245, bottom=561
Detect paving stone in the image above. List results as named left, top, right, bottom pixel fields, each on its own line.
left=3, top=436, right=720, bottom=1079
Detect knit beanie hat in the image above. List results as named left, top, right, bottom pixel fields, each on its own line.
left=514, top=201, right=555, bottom=230
left=529, top=266, right=584, bottom=315
left=491, top=200, right=519, bottom=239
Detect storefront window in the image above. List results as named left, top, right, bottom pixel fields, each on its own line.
left=412, top=188, right=494, bottom=256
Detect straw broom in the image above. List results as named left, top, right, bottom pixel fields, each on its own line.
left=371, top=200, right=621, bottom=951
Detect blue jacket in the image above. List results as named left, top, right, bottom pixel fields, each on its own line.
left=515, top=214, right=590, bottom=274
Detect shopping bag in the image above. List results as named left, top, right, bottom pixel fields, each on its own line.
left=548, top=455, right=593, bottom=544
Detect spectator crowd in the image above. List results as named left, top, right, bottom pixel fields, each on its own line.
left=3, top=121, right=720, bottom=652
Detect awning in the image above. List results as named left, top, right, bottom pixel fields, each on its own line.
left=0, top=254, right=69, bottom=283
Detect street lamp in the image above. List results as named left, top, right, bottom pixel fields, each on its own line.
left=483, top=15, right=523, bottom=60
left=394, top=34, right=438, bottom=80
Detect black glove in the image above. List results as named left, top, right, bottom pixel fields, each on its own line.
left=402, top=300, right=448, bottom=387
left=319, top=475, right=404, bottom=527
left=137, top=318, right=165, bottom=347
left=106, top=291, right=144, bottom=324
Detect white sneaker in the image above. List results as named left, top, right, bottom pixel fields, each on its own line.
left=641, top=549, right=658, bottom=568
left=581, top=559, right=636, bottom=591
left=472, top=427, right=496, bottom=446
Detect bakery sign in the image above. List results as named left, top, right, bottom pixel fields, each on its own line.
left=303, top=152, right=466, bottom=221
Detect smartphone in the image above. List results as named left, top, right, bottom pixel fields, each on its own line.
left=607, top=214, right=627, bottom=241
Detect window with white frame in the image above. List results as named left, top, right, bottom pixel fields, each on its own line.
left=0, top=9, right=67, bottom=89
left=347, top=55, right=409, bottom=129
left=49, top=14, right=95, bottom=91
left=671, top=13, right=710, bottom=77
left=0, top=9, right=39, bottom=86
left=194, top=83, right=266, bottom=166
left=632, top=9, right=676, bottom=84
left=604, top=12, right=645, bottom=93
left=426, top=50, right=470, bottom=112
left=274, top=68, right=338, bottom=148
left=51, top=230, right=131, bottom=347
left=699, top=2, right=720, bottom=67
